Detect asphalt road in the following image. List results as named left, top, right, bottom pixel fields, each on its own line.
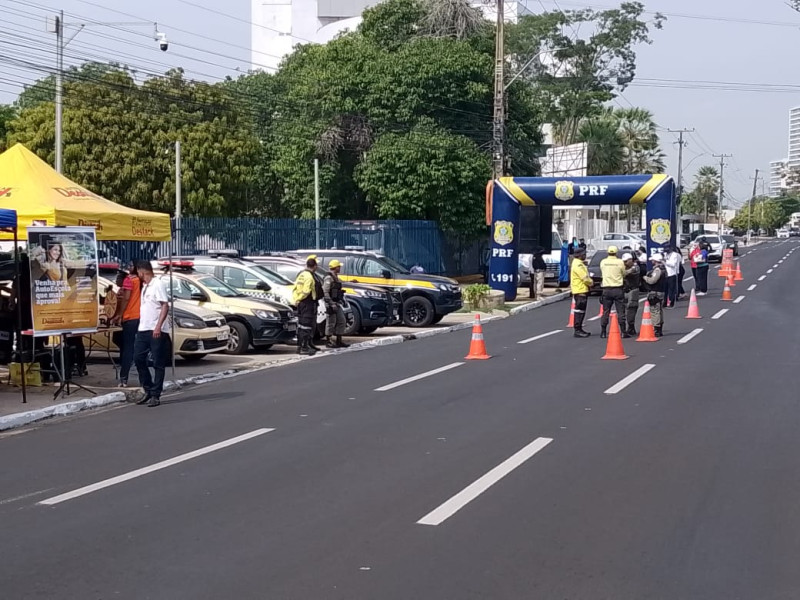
left=1, top=239, right=799, bottom=600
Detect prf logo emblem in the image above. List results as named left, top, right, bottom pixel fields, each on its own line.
left=554, top=181, right=575, bottom=201
left=650, top=219, right=671, bottom=244
left=494, top=221, right=514, bottom=246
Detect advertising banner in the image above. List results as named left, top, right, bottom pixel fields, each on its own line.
left=28, top=227, right=98, bottom=336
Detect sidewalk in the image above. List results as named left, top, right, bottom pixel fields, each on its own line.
left=0, top=287, right=569, bottom=427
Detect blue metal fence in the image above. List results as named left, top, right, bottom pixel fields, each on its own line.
left=100, top=218, right=485, bottom=276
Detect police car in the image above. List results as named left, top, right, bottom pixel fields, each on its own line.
left=246, top=254, right=401, bottom=335
left=287, top=249, right=462, bottom=327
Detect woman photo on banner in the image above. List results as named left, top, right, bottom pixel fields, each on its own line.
left=31, top=240, right=69, bottom=282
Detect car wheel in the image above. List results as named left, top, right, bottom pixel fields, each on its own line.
left=180, top=354, right=207, bottom=362
left=225, top=321, right=250, bottom=355
left=431, top=314, right=445, bottom=325
left=359, top=326, right=378, bottom=335
left=403, top=296, right=435, bottom=327
left=344, top=306, right=361, bottom=336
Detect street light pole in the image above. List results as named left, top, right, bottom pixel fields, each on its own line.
left=748, top=169, right=759, bottom=244
left=175, top=140, right=182, bottom=254
left=314, top=158, right=320, bottom=250
left=51, top=14, right=164, bottom=173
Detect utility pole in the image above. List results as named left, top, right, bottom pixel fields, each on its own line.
left=54, top=11, right=65, bottom=174
left=314, top=158, right=320, bottom=250
left=669, top=127, right=694, bottom=237
left=748, top=169, right=759, bottom=244
left=491, top=0, right=505, bottom=180
left=712, top=153, right=732, bottom=232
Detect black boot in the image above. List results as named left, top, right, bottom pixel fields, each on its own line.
left=621, top=328, right=631, bottom=339
left=308, top=335, right=322, bottom=352
left=326, top=336, right=337, bottom=349
left=573, top=314, right=590, bottom=338
left=336, top=335, right=349, bottom=348
left=654, top=326, right=663, bottom=338
left=600, top=326, right=607, bottom=339
left=627, top=326, right=637, bottom=337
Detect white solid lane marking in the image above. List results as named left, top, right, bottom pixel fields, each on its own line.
left=683, top=275, right=694, bottom=282
left=747, top=284, right=757, bottom=291
left=518, top=330, right=562, bottom=344
left=417, top=437, right=553, bottom=526
left=375, top=362, right=464, bottom=392
left=768, top=269, right=774, bottom=274
left=604, top=364, right=657, bottom=395
left=712, top=309, right=729, bottom=320
left=734, top=296, right=745, bottom=304
left=39, top=429, right=274, bottom=506
left=759, top=275, right=767, bottom=281
left=677, top=329, right=704, bottom=345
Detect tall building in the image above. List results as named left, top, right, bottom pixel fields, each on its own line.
left=251, top=0, right=531, bottom=71
left=770, top=159, right=787, bottom=198
left=789, top=106, right=800, bottom=170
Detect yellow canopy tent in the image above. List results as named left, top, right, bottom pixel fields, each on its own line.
left=0, top=143, right=171, bottom=241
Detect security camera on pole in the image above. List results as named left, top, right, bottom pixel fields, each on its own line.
left=49, top=12, right=168, bottom=173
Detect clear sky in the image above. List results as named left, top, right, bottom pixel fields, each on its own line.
left=1, top=0, right=798, bottom=207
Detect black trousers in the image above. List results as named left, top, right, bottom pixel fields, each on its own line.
left=600, top=287, right=625, bottom=330
left=573, top=293, right=588, bottom=330
left=695, top=265, right=709, bottom=293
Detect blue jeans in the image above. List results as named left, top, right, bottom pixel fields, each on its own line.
left=134, top=330, right=171, bottom=399
left=119, top=319, right=139, bottom=383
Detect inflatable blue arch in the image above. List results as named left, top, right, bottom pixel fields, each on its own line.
left=489, top=174, right=676, bottom=300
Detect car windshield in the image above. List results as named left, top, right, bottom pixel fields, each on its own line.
left=252, top=265, right=293, bottom=286
left=589, top=253, right=607, bottom=267
left=552, top=231, right=563, bottom=250
left=722, top=235, right=735, bottom=243
left=704, top=236, right=721, bottom=244
left=376, top=255, right=410, bottom=274
left=196, top=275, right=244, bottom=298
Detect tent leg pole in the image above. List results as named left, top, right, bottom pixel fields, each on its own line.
left=15, top=230, right=26, bottom=404
left=169, top=246, right=175, bottom=380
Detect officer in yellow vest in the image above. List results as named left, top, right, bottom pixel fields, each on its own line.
left=570, top=246, right=593, bottom=338
left=599, top=245, right=628, bottom=339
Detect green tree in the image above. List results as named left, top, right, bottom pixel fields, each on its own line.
left=355, top=119, right=490, bottom=234
left=0, top=105, right=16, bottom=152
left=9, top=66, right=260, bottom=217
left=576, top=107, right=664, bottom=176
left=680, top=166, right=719, bottom=220
left=507, top=2, right=665, bottom=145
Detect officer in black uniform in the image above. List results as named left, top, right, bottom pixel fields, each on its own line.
left=322, top=259, right=349, bottom=349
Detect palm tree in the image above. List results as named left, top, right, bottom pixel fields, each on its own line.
left=577, top=117, right=625, bottom=176
left=693, top=165, right=720, bottom=222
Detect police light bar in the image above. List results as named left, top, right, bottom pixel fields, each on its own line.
left=158, top=260, right=194, bottom=270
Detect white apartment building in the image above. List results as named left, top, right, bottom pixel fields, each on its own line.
left=251, top=0, right=531, bottom=71
left=769, top=159, right=787, bottom=198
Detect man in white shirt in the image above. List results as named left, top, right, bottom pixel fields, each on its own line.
left=664, top=246, right=682, bottom=308
left=133, top=261, right=171, bottom=407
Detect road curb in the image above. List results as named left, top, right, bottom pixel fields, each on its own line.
left=509, top=291, right=571, bottom=315
left=0, top=292, right=568, bottom=431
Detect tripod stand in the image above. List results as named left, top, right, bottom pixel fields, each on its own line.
left=53, top=333, right=95, bottom=401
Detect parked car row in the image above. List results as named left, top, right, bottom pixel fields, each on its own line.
left=95, top=249, right=462, bottom=359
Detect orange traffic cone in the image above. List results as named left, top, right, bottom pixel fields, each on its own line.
left=566, top=298, right=575, bottom=328
left=685, top=289, right=702, bottom=319
left=721, top=280, right=733, bottom=301
left=602, top=312, right=630, bottom=360
left=726, top=272, right=736, bottom=287
left=719, top=260, right=732, bottom=278
left=734, top=262, right=744, bottom=281
left=637, top=301, right=658, bottom=342
left=465, top=314, right=491, bottom=360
